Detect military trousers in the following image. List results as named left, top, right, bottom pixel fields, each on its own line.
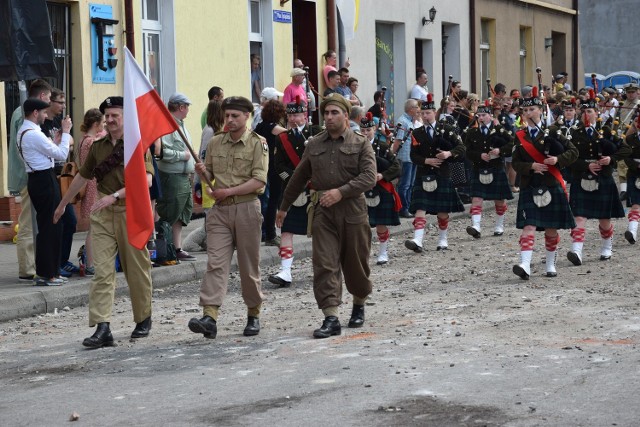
left=311, top=197, right=372, bottom=309
left=89, top=196, right=153, bottom=326
left=200, top=199, right=263, bottom=310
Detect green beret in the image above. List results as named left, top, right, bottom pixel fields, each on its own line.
left=320, top=93, right=351, bottom=115
left=221, top=96, right=254, bottom=113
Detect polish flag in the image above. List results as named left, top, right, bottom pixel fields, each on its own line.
left=123, top=47, right=178, bottom=249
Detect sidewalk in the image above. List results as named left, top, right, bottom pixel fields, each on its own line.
left=0, top=199, right=501, bottom=322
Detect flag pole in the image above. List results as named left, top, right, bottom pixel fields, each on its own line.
left=174, top=127, right=215, bottom=189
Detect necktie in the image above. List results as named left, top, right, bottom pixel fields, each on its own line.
left=295, top=128, right=301, bottom=138
left=587, top=128, right=593, bottom=137
left=530, top=128, right=537, bottom=139
left=428, top=126, right=433, bottom=138
left=481, top=125, right=488, bottom=135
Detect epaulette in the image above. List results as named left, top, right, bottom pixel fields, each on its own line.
left=354, top=130, right=365, bottom=137
left=214, top=130, right=227, bottom=136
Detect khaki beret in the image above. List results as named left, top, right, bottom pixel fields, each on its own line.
left=221, top=96, right=254, bottom=113
left=320, top=93, right=351, bottom=115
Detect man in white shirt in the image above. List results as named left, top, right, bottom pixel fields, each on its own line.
left=18, top=98, right=72, bottom=286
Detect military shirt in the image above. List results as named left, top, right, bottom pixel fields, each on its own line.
left=79, top=135, right=154, bottom=195
left=280, top=128, right=377, bottom=211
left=204, top=128, right=268, bottom=193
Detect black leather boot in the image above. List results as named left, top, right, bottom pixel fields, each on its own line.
left=188, top=316, right=217, bottom=339
left=243, top=316, right=260, bottom=336
left=131, top=316, right=152, bottom=338
left=313, top=316, right=341, bottom=338
left=82, top=322, right=115, bottom=348
left=348, top=304, right=365, bottom=328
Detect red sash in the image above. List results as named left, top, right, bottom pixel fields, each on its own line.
left=377, top=180, right=403, bottom=212
left=516, top=129, right=567, bottom=197
left=279, top=132, right=300, bottom=167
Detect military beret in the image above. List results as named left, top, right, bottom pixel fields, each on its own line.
left=320, top=93, right=351, bottom=115
left=221, top=96, right=254, bottom=113
left=23, top=98, right=50, bottom=115
left=99, top=96, right=124, bottom=113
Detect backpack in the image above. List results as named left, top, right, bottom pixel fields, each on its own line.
left=154, top=220, right=178, bottom=265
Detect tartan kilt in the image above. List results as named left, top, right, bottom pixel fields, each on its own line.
left=626, top=176, right=640, bottom=206
left=470, top=168, right=514, bottom=201
left=516, top=185, right=576, bottom=230
left=410, top=176, right=465, bottom=214
left=569, top=175, right=625, bottom=219
left=282, top=203, right=309, bottom=235
left=368, top=184, right=401, bottom=227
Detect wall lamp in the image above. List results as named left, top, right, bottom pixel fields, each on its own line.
left=544, top=37, right=553, bottom=50
left=422, top=7, right=437, bottom=26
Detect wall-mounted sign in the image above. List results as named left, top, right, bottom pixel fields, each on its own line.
left=273, top=10, right=292, bottom=23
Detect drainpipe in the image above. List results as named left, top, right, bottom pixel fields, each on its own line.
left=124, top=0, right=135, bottom=56
left=571, top=0, right=578, bottom=90
left=469, top=0, right=476, bottom=94
left=327, top=0, right=337, bottom=52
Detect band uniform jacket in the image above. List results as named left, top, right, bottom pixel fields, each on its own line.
left=464, top=123, right=514, bottom=171
left=568, top=124, right=630, bottom=180
left=624, top=131, right=640, bottom=179
left=512, top=125, right=578, bottom=188
left=410, top=121, right=465, bottom=179
left=274, top=124, right=321, bottom=184
left=372, top=137, right=400, bottom=182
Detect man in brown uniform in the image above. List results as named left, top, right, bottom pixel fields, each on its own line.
left=54, top=96, right=155, bottom=348
left=276, top=93, right=377, bottom=338
left=190, top=96, right=268, bottom=339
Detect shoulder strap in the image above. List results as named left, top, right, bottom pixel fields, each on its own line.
left=18, top=129, right=34, bottom=171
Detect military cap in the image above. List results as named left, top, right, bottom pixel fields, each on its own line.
left=99, top=96, right=124, bottom=113
left=23, top=98, right=50, bottom=115
left=420, top=93, right=436, bottom=110
left=521, top=86, right=543, bottom=108
left=320, top=93, right=351, bottom=115
left=561, top=97, right=577, bottom=109
left=624, top=82, right=639, bottom=92
left=221, top=96, right=254, bottom=113
left=476, top=99, right=492, bottom=114
left=286, top=95, right=307, bottom=114
left=360, top=112, right=376, bottom=128
left=580, top=89, right=598, bottom=110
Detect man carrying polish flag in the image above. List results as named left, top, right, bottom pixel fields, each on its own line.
left=53, top=46, right=180, bottom=348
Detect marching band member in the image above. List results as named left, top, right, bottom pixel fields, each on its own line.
left=566, top=91, right=629, bottom=265
left=361, top=113, right=401, bottom=265
left=268, top=97, right=321, bottom=287
left=511, top=87, right=578, bottom=279
left=623, top=114, right=640, bottom=244
left=405, top=95, right=465, bottom=252
left=464, top=100, right=514, bottom=238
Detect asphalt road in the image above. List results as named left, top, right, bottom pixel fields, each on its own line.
left=1, top=210, right=639, bottom=426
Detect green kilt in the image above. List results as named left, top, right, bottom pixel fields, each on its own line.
left=282, top=202, right=309, bottom=235
left=626, top=177, right=640, bottom=206
left=516, top=184, right=576, bottom=230
left=569, top=174, right=625, bottom=219
left=367, top=184, right=400, bottom=227
left=470, top=168, right=514, bottom=201
left=410, top=176, right=465, bottom=214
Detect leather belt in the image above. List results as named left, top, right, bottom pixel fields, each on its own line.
left=216, top=195, right=258, bottom=206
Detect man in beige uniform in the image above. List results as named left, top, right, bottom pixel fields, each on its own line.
left=54, top=96, right=155, bottom=348
left=276, top=94, right=377, bottom=338
left=618, top=83, right=640, bottom=200
left=190, top=96, right=268, bottom=339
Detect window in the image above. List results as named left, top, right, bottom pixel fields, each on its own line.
left=519, top=26, right=532, bottom=89
left=141, top=0, right=162, bottom=95
left=249, top=0, right=263, bottom=103
left=480, top=20, right=491, bottom=99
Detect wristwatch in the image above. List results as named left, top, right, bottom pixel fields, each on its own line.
left=112, top=191, right=120, bottom=200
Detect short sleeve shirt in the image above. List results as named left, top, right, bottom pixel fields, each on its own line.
left=79, top=135, right=154, bottom=195
left=204, top=129, right=269, bottom=193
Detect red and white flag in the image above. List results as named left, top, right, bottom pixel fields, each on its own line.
left=123, top=47, right=178, bottom=250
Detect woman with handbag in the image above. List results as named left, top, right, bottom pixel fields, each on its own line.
left=77, top=108, right=106, bottom=276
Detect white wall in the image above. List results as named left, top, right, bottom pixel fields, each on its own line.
left=344, top=0, right=470, bottom=120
